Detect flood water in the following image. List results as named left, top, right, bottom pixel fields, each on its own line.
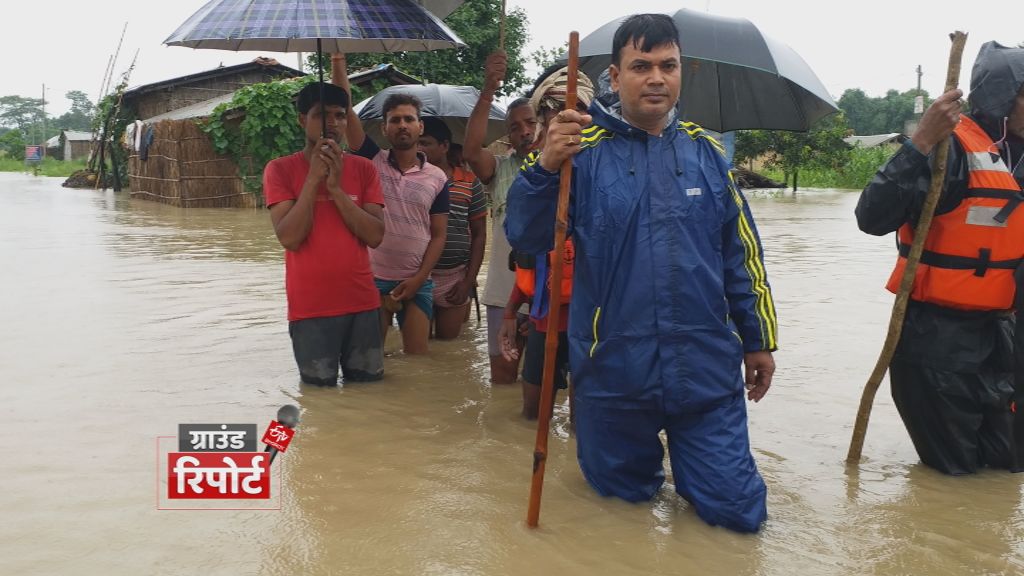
left=2, top=172, right=1022, bottom=575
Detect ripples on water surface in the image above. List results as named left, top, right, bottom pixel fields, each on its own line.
left=1, top=174, right=1021, bottom=575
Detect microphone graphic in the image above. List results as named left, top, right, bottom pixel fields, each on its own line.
left=265, top=404, right=300, bottom=464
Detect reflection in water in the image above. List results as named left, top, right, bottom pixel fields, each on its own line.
left=102, top=194, right=283, bottom=263
left=1, top=174, right=1021, bottom=576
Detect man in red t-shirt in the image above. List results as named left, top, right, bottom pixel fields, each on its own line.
left=263, top=82, right=386, bottom=386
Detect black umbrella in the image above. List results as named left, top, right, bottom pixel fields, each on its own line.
left=571, top=9, right=838, bottom=132
left=354, top=83, right=507, bottom=147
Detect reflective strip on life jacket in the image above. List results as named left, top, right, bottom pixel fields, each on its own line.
left=966, top=151, right=1020, bottom=189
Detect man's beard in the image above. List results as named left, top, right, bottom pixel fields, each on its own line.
left=515, top=140, right=534, bottom=156
left=390, top=138, right=416, bottom=151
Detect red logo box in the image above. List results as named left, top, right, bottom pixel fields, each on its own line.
left=261, top=420, right=295, bottom=453
left=168, top=452, right=270, bottom=499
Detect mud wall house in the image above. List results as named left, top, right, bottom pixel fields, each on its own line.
left=347, top=63, right=420, bottom=91
left=44, top=130, right=93, bottom=161
left=123, top=59, right=303, bottom=209
left=121, top=58, right=303, bottom=121
left=63, top=131, right=93, bottom=160
left=125, top=60, right=421, bottom=209
left=842, top=133, right=908, bottom=150
left=127, top=92, right=261, bottom=208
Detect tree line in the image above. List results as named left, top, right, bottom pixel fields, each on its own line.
left=0, top=91, right=96, bottom=160
left=734, top=88, right=936, bottom=191
left=0, top=0, right=956, bottom=190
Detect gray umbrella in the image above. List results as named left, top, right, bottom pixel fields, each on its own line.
left=573, top=9, right=838, bottom=132
left=354, top=83, right=507, bottom=147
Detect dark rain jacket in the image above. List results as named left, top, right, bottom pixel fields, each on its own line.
left=855, top=42, right=1024, bottom=474
left=857, top=41, right=1024, bottom=235
left=504, top=98, right=778, bottom=413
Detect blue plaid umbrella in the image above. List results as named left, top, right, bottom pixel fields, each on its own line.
left=165, top=0, right=465, bottom=52
left=166, top=0, right=466, bottom=134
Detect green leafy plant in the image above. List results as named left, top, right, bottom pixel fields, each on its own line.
left=94, top=91, right=135, bottom=188
left=310, top=0, right=531, bottom=97
left=201, top=76, right=313, bottom=201
left=757, top=146, right=893, bottom=190
left=736, top=113, right=853, bottom=191
left=0, top=129, right=26, bottom=160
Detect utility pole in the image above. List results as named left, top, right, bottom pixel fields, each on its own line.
left=914, top=65, right=924, bottom=116
left=904, top=65, right=925, bottom=137
left=41, top=83, right=46, bottom=150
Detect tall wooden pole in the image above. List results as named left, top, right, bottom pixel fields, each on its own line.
left=847, top=31, right=968, bottom=464
left=526, top=31, right=579, bottom=528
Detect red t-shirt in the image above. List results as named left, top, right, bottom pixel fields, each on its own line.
left=264, top=151, right=384, bottom=321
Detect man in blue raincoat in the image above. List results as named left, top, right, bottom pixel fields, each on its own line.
left=505, top=13, right=778, bottom=533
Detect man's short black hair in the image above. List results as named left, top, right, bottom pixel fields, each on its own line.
left=295, top=82, right=350, bottom=114
left=611, top=14, right=680, bottom=65
left=421, top=116, right=452, bottom=143
left=382, top=93, right=422, bottom=120
left=507, top=97, right=532, bottom=115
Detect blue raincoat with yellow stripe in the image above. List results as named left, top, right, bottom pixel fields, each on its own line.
left=506, top=99, right=777, bottom=531
left=505, top=100, right=777, bottom=414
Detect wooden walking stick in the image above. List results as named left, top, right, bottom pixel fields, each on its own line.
left=498, top=0, right=507, bottom=51
left=847, top=31, right=968, bottom=465
left=526, top=31, right=579, bottom=528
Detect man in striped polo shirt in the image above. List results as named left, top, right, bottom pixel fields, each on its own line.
left=417, top=117, right=487, bottom=339
left=335, top=56, right=449, bottom=355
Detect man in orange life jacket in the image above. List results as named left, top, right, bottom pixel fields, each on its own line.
left=498, top=66, right=593, bottom=419
left=499, top=239, right=575, bottom=419
left=857, top=41, right=1024, bottom=474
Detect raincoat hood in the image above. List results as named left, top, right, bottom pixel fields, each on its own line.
left=968, top=41, right=1024, bottom=137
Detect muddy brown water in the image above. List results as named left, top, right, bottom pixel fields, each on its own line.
left=1, top=173, right=1021, bottom=575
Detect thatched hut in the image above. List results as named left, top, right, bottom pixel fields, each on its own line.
left=123, top=59, right=303, bottom=208
left=125, top=60, right=422, bottom=208
left=127, top=114, right=256, bottom=209
left=121, top=58, right=303, bottom=121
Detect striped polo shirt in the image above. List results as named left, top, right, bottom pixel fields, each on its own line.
left=436, top=166, right=486, bottom=269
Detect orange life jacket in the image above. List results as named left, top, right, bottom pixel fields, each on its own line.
left=886, top=116, right=1024, bottom=311
left=515, top=238, right=575, bottom=300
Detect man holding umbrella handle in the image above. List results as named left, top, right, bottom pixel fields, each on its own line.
left=264, top=82, right=386, bottom=387
left=465, top=51, right=542, bottom=384
left=333, top=54, right=450, bottom=355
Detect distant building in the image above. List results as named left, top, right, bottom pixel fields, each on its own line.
left=45, top=130, right=92, bottom=161
left=843, top=133, right=908, bottom=148
left=347, top=63, right=421, bottom=90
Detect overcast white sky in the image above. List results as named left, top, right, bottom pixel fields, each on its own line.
left=2, top=0, right=1021, bottom=116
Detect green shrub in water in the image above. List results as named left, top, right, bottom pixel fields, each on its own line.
left=761, top=146, right=894, bottom=190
